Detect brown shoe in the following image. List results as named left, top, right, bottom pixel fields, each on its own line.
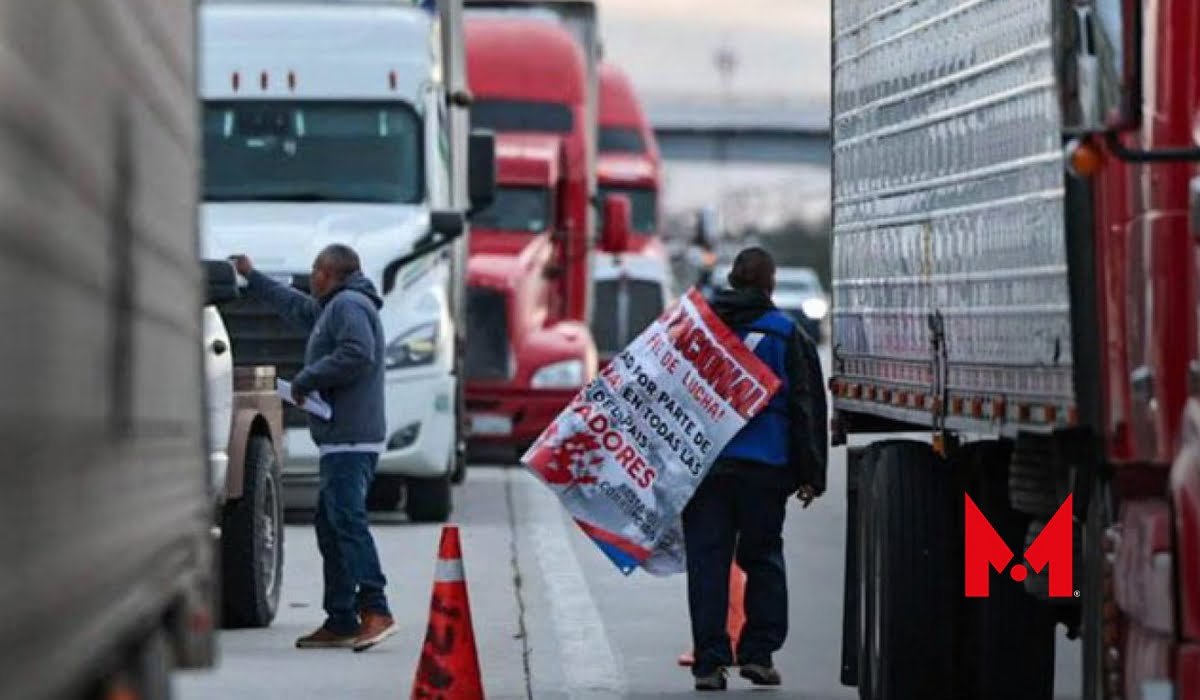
left=353, top=612, right=397, bottom=652
left=295, top=625, right=358, bottom=649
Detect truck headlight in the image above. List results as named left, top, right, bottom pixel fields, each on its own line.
left=531, top=359, right=585, bottom=389
left=385, top=321, right=439, bottom=370
left=801, top=298, right=829, bottom=320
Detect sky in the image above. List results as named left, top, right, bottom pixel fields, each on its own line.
left=597, top=0, right=830, bottom=103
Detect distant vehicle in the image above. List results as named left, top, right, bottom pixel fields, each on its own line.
left=710, top=264, right=827, bottom=343
left=463, top=15, right=628, bottom=456
left=772, top=267, right=827, bottom=344
left=592, top=61, right=673, bottom=365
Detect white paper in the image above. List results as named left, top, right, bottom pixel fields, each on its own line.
left=276, top=379, right=332, bottom=421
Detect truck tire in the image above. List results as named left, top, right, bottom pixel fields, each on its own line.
left=221, top=434, right=283, bottom=628
left=859, top=441, right=955, bottom=700
left=958, top=441, right=1056, bottom=700
left=1009, top=436, right=1062, bottom=518
left=367, top=475, right=403, bottom=511
left=406, top=472, right=452, bottom=522
left=451, top=348, right=468, bottom=485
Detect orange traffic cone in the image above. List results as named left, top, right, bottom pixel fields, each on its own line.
left=411, top=526, right=484, bottom=700
left=678, top=563, right=747, bottom=667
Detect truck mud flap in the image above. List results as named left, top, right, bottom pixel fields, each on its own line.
left=840, top=446, right=866, bottom=686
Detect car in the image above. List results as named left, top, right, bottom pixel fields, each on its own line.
left=771, top=267, right=828, bottom=344
left=710, top=264, right=828, bottom=344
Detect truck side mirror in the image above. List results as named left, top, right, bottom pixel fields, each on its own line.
left=430, top=210, right=466, bottom=238
left=468, top=129, right=497, bottom=217
left=600, top=194, right=632, bottom=254
left=203, top=259, right=240, bottom=305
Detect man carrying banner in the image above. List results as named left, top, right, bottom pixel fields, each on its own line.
left=683, top=247, right=827, bottom=691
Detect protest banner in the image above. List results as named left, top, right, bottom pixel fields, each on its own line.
left=521, top=288, right=782, bottom=575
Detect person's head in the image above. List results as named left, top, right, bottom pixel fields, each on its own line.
left=310, top=244, right=361, bottom=299
left=727, top=246, right=776, bottom=296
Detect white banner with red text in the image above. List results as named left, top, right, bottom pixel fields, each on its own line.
left=521, top=288, right=781, bottom=575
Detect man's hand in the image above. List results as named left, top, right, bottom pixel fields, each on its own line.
left=796, top=484, right=817, bottom=509
left=229, top=254, right=254, bottom=277
left=291, top=383, right=306, bottom=408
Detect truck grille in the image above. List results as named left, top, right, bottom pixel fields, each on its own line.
left=466, top=286, right=511, bottom=381
left=218, top=274, right=310, bottom=428
left=591, top=278, right=664, bottom=355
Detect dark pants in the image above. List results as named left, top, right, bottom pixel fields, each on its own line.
left=316, top=452, right=390, bottom=634
left=683, top=467, right=790, bottom=674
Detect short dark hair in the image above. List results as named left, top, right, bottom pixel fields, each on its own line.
left=316, top=244, right=361, bottom=280
left=727, top=247, right=775, bottom=291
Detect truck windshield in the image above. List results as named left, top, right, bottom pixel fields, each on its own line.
left=599, top=127, right=645, bottom=154
left=203, top=101, right=423, bottom=204
left=471, top=186, right=550, bottom=232
left=599, top=186, right=657, bottom=233
left=471, top=99, right=574, bottom=134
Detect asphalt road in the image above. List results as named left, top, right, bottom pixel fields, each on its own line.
left=177, top=346, right=1083, bottom=699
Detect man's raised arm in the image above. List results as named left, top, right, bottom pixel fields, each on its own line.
left=231, top=254, right=320, bottom=332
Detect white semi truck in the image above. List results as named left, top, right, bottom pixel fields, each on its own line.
left=199, top=0, right=492, bottom=522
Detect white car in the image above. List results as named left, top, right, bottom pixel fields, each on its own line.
left=711, top=264, right=828, bottom=343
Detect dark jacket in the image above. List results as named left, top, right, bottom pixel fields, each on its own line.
left=710, top=288, right=828, bottom=495
left=246, top=269, right=387, bottom=446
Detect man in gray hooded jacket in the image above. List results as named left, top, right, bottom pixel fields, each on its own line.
left=232, top=245, right=395, bottom=652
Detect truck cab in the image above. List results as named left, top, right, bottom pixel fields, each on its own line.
left=199, top=2, right=468, bottom=521
left=462, top=16, right=605, bottom=452
left=465, top=135, right=599, bottom=448
left=592, top=61, right=671, bottom=364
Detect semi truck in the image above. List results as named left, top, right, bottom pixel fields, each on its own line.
left=465, top=0, right=601, bottom=324
left=462, top=16, right=631, bottom=453
left=0, top=2, right=216, bottom=698
left=830, top=1, right=1200, bottom=699
left=199, top=0, right=492, bottom=521
left=593, top=61, right=672, bottom=364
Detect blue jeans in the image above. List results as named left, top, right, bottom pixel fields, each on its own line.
left=316, top=452, right=390, bottom=634
left=683, top=466, right=791, bottom=675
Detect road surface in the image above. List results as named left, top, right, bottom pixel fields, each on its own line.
left=177, top=346, right=1082, bottom=699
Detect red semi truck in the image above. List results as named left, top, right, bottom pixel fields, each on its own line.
left=592, top=61, right=673, bottom=365
left=830, top=1, right=1200, bottom=699
left=463, top=16, right=629, bottom=451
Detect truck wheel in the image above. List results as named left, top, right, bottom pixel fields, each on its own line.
left=367, top=475, right=403, bottom=511
left=860, top=441, right=955, bottom=700
left=451, top=351, right=468, bottom=485
left=405, top=472, right=453, bottom=523
left=221, top=434, right=283, bottom=628
left=957, top=441, right=1056, bottom=700
left=1009, top=436, right=1062, bottom=518
left=451, top=433, right=468, bottom=484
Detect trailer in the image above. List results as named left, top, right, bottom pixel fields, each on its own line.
left=0, top=2, right=213, bottom=698
left=830, top=1, right=1200, bottom=698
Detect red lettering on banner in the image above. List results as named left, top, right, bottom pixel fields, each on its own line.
left=666, top=311, right=767, bottom=419
left=727, top=377, right=766, bottom=418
